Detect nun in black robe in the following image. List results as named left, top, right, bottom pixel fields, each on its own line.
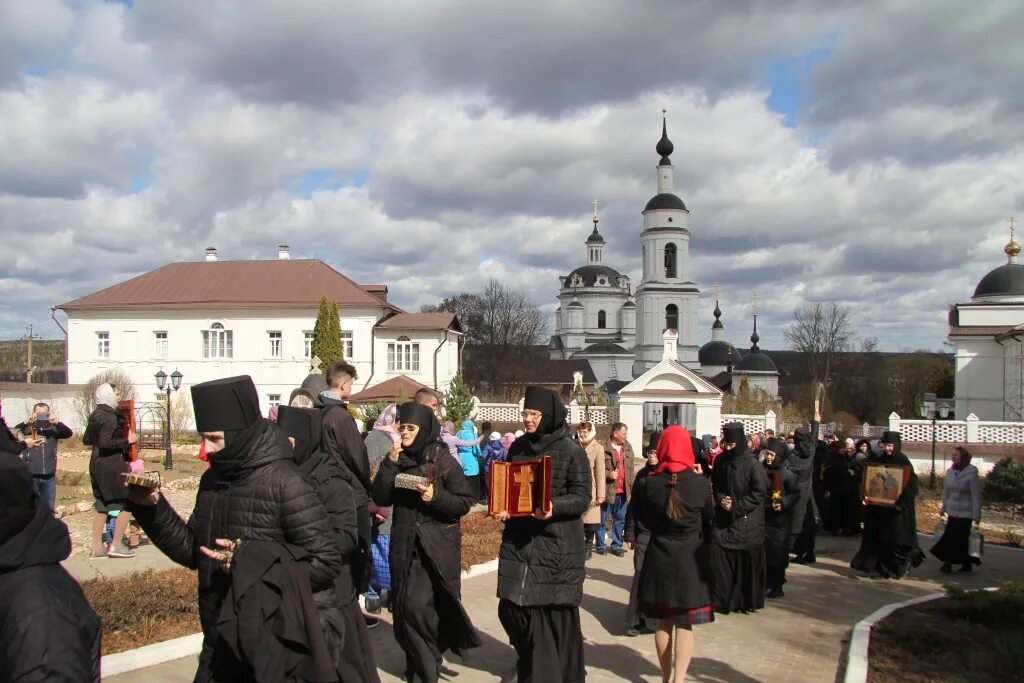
left=850, top=431, right=925, bottom=579
left=371, top=403, right=481, bottom=683
left=762, top=440, right=800, bottom=598
left=496, top=386, right=591, bottom=683
left=278, top=406, right=380, bottom=683
left=708, top=422, right=768, bottom=614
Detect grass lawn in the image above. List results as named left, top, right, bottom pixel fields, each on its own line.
left=85, top=511, right=504, bottom=655
left=869, top=581, right=1024, bottom=683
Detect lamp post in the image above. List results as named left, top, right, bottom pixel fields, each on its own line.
left=917, top=392, right=952, bottom=489
left=156, top=369, right=183, bottom=470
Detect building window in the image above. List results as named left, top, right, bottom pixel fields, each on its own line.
left=202, top=323, right=233, bottom=358
left=341, top=330, right=353, bottom=359
left=303, top=331, right=314, bottom=358
left=597, top=310, right=607, bottom=329
left=387, top=336, right=420, bottom=372
left=664, top=243, right=677, bottom=278
left=268, top=394, right=281, bottom=408
left=154, top=331, right=168, bottom=358
left=665, top=304, right=679, bottom=332
left=97, top=332, right=110, bottom=358
left=268, top=331, right=282, bottom=358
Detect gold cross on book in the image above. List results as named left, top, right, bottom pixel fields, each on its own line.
left=514, top=467, right=534, bottom=513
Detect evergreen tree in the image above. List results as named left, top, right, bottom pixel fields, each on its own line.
left=442, top=375, right=474, bottom=424
left=311, top=297, right=343, bottom=370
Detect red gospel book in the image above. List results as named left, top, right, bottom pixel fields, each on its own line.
left=489, top=455, right=552, bottom=518
left=118, top=399, right=138, bottom=462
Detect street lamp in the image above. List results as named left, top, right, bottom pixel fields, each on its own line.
left=918, top=392, right=952, bottom=488
left=156, top=369, right=183, bottom=470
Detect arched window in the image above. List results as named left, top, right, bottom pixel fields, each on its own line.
left=597, top=310, right=606, bottom=329
left=665, top=304, right=678, bottom=332
left=203, top=322, right=233, bottom=358
left=664, top=243, right=677, bottom=278
left=388, top=335, right=420, bottom=372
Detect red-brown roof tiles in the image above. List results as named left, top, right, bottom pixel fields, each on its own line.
left=376, top=313, right=462, bottom=332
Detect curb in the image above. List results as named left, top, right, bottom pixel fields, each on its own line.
left=843, top=592, right=944, bottom=683
left=101, top=556, right=501, bottom=676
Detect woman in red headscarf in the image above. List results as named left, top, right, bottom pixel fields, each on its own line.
left=629, top=425, right=714, bottom=683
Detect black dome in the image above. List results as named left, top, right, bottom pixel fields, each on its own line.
left=698, top=340, right=742, bottom=367
left=735, top=350, right=778, bottom=373
left=644, top=193, right=687, bottom=212
left=564, top=264, right=624, bottom=287
left=973, top=263, right=1024, bottom=299
left=579, top=342, right=629, bottom=354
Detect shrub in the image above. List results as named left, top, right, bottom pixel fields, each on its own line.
left=443, top=375, right=474, bottom=424
left=73, top=368, right=139, bottom=429
left=311, top=297, right=343, bottom=369
left=360, top=401, right=387, bottom=428
left=984, top=457, right=1024, bottom=504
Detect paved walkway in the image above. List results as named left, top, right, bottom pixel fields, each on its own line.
left=106, top=535, right=1024, bottom=682
left=65, top=543, right=182, bottom=582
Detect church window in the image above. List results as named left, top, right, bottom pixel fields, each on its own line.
left=665, top=304, right=678, bottom=332
left=598, top=310, right=606, bottom=329
left=664, top=243, right=677, bottom=278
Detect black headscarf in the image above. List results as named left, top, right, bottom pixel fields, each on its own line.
left=881, top=431, right=902, bottom=450
left=0, top=459, right=71, bottom=571
left=397, top=402, right=440, bottom=463
left=191, top=376, right=265, bottom=477
left=765, top=438, right=788, bottom=468
left=0, top=461, right=37, bottom=546
left=276, top=406, right=322, bottom=467
left=523, top=386, right=566, bottom=438
left=722, top=422, right=745, bottom=446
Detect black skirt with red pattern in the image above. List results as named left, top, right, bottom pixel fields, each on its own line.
left=639, top=602, right=715, bottom=626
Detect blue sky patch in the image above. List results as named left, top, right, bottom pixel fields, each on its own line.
left=289, top=168, right=369, bottom=197
left=762, top=33, right=837, bottom=127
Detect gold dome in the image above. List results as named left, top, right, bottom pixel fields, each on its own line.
left=1006, top=240, right=1021, bottom=258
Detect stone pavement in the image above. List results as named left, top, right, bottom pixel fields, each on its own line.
left=106, top=535, right=1024, bottom=682
left=65, top=543, right=182, bottom=582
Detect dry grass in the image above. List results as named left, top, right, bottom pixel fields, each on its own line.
left=461, top=512, right=504, bottom=570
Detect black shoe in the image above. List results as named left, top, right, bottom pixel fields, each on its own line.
left=366, top=596, right=382, bottom=614
left=940, top=562, right=952, bottom=574
left=595, top=547, right=609, bottom=555
left=625, top=626, right=643, bottom=637
left=364, top=615, right=379, bottom=629
left=793, top=553, right=816, bottom=564
left=958, top=563, right=973, bottom=573
left=766, top=587, right=785, bottom=598
left=612, top=548, right=625, bottom=557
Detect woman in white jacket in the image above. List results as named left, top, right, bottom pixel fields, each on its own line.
left=930, top=446, right=982, bottom=573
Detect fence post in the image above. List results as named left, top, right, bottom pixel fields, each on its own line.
left=765, top=409, right=777, bottom=433
left=965, top=413, right=979, bottom=443
left=888, top=412, right=901, bottom=433
left=861, top=422, right=870, bottom=438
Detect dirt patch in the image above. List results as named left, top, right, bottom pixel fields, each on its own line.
left=462, top=512, right=504, bottom=570
left=869, top=582, right=1024, bottom=683
left=81, top=568, right=200, bottom=656
left=915, top=488, right=1024, bottom=548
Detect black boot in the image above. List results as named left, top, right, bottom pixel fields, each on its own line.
left=940, top=562, right=952, bottom=574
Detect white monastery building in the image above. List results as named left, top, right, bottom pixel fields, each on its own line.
left=949, top=224, right=1024, bottom=420
left=57, top=246, right=462, bottom=416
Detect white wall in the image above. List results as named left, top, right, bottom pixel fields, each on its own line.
left=1, top=385, right=84, bottom=432
left=66, top=307, right=460, bottom=416
left=953, top=336, right=1008, bottom=420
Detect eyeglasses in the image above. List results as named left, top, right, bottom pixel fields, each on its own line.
left=397, top=424, right=418, bottom=433
left=521, top=410, right=543, bottom=419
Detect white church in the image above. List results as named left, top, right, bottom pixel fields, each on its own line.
left=548, top=116, right=780, bottom=414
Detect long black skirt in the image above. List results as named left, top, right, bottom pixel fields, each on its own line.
left=710, top=544, right=765, bottom=614
left=338, top=602, right=380, bottom=683
left=930, top=516, right=981, bottom=566
left=392, top=548, right=447, bottom=683
left=498, top=600, right=585, bottom=683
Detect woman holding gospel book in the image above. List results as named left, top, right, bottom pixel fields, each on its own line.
left=371, top=401, right=480, bottom=683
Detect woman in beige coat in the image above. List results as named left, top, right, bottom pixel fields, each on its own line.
left=579, top=421, right=606, bottom=559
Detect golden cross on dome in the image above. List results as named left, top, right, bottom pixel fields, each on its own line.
left=592, top=198, right=600, bottom=222
left=752, top=293, right=761, bottom=315
left=1010, top=216, right=1016, bottom=240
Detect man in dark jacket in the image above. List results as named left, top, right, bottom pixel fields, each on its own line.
left=596, top=422, right=636, bottom=557
left=495, top=386, right=592, bottom=683
left=0, top=391, right=44, bottom=459
left=128, top=375, right=343, bottom=682
left=14, top=403, right=73, bottom=510
left=709, top=422, right=768, bottom=614
left=0, top=458, right=101, bottom=682
left=316, top=361, right=373, bottom=594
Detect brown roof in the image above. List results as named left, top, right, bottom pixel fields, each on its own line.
left=948, top=325, right=1016, bottom=337
left=349, top=375, right=429, bottom=404
left=376, top=312, right=462, bottom=332
left=58, top=259, right=397, bottom=311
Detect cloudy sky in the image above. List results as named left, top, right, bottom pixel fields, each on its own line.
left=2, top=0, right=1022, bottom=351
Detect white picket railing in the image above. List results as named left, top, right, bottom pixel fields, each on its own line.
left=888, top=413, right=1024, bottom=444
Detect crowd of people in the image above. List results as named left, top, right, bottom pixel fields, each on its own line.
left=0, top=375, right=988, bottom=682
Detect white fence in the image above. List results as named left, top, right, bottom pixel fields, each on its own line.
left=473, top=401, right=621, bottom=426
left=888, top=413, right=1024, bottom=445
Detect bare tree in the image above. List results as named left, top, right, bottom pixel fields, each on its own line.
left=783, top=302, right=854, bottom=413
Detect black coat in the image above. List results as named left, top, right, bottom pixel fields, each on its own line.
left=129, top=421, right=343, bottom=683
left=763, top=466, right=800, bottom=568
left=0, top=500, right=101, bottom=682
left=0, top=416, right=27, bottom=456
left=86, top=404, right=130, bottom=503
left=624, top=463, right=656, bottom=544
left=632, top=469, right=714, bottom=613
left=372, top=442, right=481, bottom=654
left=497, top=425, right=592, bottom=607
left=782, top=430, right=815, bottom=537
left=709, top=447, right=768, bottom=550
